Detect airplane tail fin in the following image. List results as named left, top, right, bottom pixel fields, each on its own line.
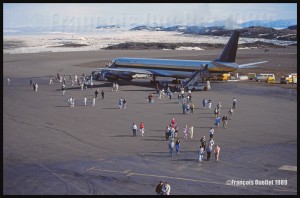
left=216, top=30, right=240, bottom=62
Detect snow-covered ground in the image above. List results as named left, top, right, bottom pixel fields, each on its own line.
left=3, top=29, right=297, bottom=54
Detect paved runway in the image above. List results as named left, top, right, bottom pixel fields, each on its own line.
left=3, top=50, right=297, bottom=195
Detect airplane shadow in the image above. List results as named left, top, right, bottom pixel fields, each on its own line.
left=121, top=89, right=155, bottom=92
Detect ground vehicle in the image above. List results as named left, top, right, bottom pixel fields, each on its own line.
left=255, top=73, right=275, bottom=82
left=280, top=73, right=297, bottom=84
left=132, top=74, right=150, bottom=79
left=248, top=73, right=256, bottom=80
left=217, top=73, right=231, bottom=81
left=187, top=82, right=206, bottom=91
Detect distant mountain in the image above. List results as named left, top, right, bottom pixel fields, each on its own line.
left=96, top=25, right=120, bottom=29
left=240, top=19, right=297, bottom=29
left=129, top=24, right=297, bottom=41
left=130, top=25, right=165, bottom=31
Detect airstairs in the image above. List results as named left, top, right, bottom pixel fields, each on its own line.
left=184, top=68, right=210, bottom=88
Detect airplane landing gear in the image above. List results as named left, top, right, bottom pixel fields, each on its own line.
left=150, top=75, right=158, bottom=86
left=172, top=79, right=181, bottom=84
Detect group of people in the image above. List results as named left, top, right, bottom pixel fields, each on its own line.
left=198, top=143, right=220, bottom=162
left=94, top=89, right=105, bottom=99
left=198, top=135, right=220, bottom=161
left=118, top=98, right=127, bottom=109
left=155, top=181, right=171, bottom=195
left=132, top=122, right=145, bottom=137
left=68, top=97, right=75, bottom=107
left=112, top=83, right=119, bottom=91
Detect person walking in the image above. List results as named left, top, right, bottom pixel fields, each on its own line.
left=34, top=83, right=38, bottom=91
left=175, top=138, right=181, bottom=154
left=189, top=125, right=194, bottom=139
left=162, top=182, right=171, bottom=195
left=202, top=98, right=206, bottom=108
left=118, top=98, right=123, bottom=109
left=68, top=97, right=73, bottom=107
left=214, top=145, right=221, bottom=162
left=83, top=96, right=87, bottom=106
left=132, top=123, right=137, bottom=137
left=207, top=99, right=212, bottom=109
left=217, top=101, right=222, bottom=109
left=7, top=77, right=11, bottom=85
left=182, top=103, right=187, bottom=114
left=92, top=97, right=96, bottom=106
left=95, top=89, right=99, bottom=98
left=30, top=78, right=33, bottom=87
left=62, top=84, right=65, bottom=95
left=49, top=77, right=54, bottom=84
left=170, top=126, right=175, bottom=139
left=206, top=144, right=212, bottom=161
left=209, top=138, right=214, bottom=147
left=123, top=98, right=127, bottom=109
left=200, top=136, right=206, bottom=152
left=190, top=103, right=195, bottom=114
left=198, top=146, right=204, bottom=161
left=215, top=116, right=221, bottom=128
left=183, top=125, right=188, bottom=139
left=140, top=122, right=145, bottom=136
left=232, top=97, right=237, bottom=109
left=165, top=126, right=170, bottom=140
left=214, top=107, right=218, bottom=118
left=101, top=90, right=104, bottom=99
left=222, top=115, right=228, bottom=128
left=228, top=107, right=234, bottom=120
left=209, top=128, right=214, bottom=139
left=168, top=140, right=175, bottom=158
left=171, top=118, right=177, bottom=127
left=71, top=97, right=75, bottom=107
left=155, top=181, right=164, bottom=195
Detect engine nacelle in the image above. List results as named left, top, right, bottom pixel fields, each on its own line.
left=118, top=74, right=133, bottom=81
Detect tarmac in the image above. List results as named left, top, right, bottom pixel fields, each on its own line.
left=3, top=49, right=297, bottom=195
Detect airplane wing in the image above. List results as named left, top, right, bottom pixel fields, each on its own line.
left=238, top=61, right=268, bottom=68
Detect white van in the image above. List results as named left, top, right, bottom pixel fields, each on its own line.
left=187, top=82, right=206, bottom=91
left=255, top=73, right=275, bottom=82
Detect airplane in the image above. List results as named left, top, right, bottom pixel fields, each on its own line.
left=93, top=30, right=267, bottom=86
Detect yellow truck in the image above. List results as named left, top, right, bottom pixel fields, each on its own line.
left=280, top=73, right=297, bottom=84
left=216, top=73, right=231, bottom=81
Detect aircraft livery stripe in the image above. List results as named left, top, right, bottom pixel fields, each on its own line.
left=115, top=62, right=203, bottom=72
left=114, top=62, right=235, bottom=73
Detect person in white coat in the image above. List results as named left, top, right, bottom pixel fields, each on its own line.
left=162, top=182, right=171, bottom=195
left=83, top=96, right=87, bottom=106
left=92, top=97, right=96, bottom=106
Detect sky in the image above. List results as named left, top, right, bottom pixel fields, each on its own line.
left=3, top=3, right=297, bottom=28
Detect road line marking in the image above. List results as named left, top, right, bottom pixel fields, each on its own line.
left=123, top=169, right=131, bottom=173
left=278, top=165, right=297, bottom=172
left=87, top=167, right=224, bottom=186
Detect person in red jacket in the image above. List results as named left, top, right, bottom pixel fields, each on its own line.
left=140, top=122, right=145, bottom=136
